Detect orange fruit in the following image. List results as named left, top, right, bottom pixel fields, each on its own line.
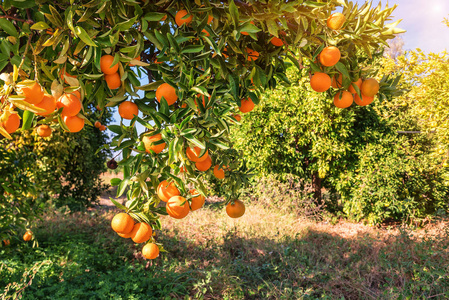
left=186, top=146, right=209, bottom=162
left=63, top=115, right=85, bottom=132
left=195, top=155, right=212, bottom=171
left=349, top=78, right=363, bottom=94
left=166, top=196, right=190, bottom=219
left=161, top=15, right=167, bottom=21
left=20, top=82, right=44, bottom=105
left=100, top=55, right=119, bottom=75
left=233, top=114, right=242, bottom=122
left=175, top=10, right=193, bottom=27
left=23, top=231, right=32, bottom=242
left=129, top=55, right=141, bottom=67
left=130, top=222, right=152, bottom=244
left=226, top=199, right=245, bottom=218
left=241, top=21, right=254, bottom=35
left=354, top=93, right=374, bottom=106
left=157, top=180, right=180, bottom=202
left=143, top=133, right=166, bottom=154
left=333, top=91, right=354, bottom=109
left=142, top=243, right=160, bottom=259
left=239, top=98, right=255, bottom=113
left=331, top=73, right=343, bottom=89
left=207, top=15, right=213, bottom=24
left=111, top=213, right=134, bottom=234
left=189, top=189, right=205, bottom=211
left=310, top=72, right=331, bottom=92
left=3, top=240, right=10, bottom=246
left=319, top=46, right=341, bottom=67
left=58, top=93, right=82, bottom=117
left=246, top=48, right=259, bottom=61
left=156, top=83, right=178, bottom=105
left=2, top=113, right=20, bottom=134
left=118, top=101, right=138, bottom=120
left=327, top=12, right=346, bottom=30
left=94, top=121, right=101, bottom=128
left=99, top=125, right=107, bottom=131
left=213, top=165, right=225, bottom=179
left=202, top=29, right=210, bottom=37
left=35, top=95, right=56, bottom=116
left=105, top=72, right=121, bottom=90
left=37, top=125, right=52, bottom=137
left=361, top=78, right=380, bottom=97
left=270, top=36, right=284, bottom=46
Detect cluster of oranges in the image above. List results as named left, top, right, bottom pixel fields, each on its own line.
left=100, top=55, right=121, bottom=90
left=309, top=12, right=380, bottom=108
left=94, top=121, right=107, bottom=131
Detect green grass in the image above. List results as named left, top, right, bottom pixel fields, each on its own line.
left=1, top=205, right=449, bottom=299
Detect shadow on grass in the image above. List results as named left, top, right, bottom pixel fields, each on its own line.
left=1, top=211, right=448, bottom=300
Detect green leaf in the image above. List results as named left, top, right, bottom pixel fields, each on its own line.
left=181, top=45, right=205, bottom=54
left=21, top=110, right=34, bottom=131
left=30, top=22, right=50, bottom=31
left=117, top=178, right=129, bottom=198
left=0, top=19, right=18, bottom=37
left=229, top=0, right=239, bottom=28
left=74, top=26, right=97, bottom=46
left=110, top=178, right=121, bottom=186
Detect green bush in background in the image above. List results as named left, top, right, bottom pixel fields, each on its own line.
left=232, top=59, right=448, bottom=224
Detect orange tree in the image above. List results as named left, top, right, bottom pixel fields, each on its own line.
left=0, top=1, right=403, bottom=255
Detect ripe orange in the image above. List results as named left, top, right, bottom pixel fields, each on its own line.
left=105, top=72, right=121, bottom=90
left=271, top=36, right=284, bottom=46
left=327, top=12, right=346, bottom=30
left=2, top=113, right=20, bottom=134
left=63, top=115, right=85, bottom=132
left=20, top=82, right=44, bottom=105
left=354, top=93, right=374, bottom=106
left=213, top=165, right=225, bottom=179
left=246, top=48, right=259, bottom=61
left=143, top=133, right=166, bottom=154
left=349, top=78, right=363, bottom=94
left=166, top=196, right=190, bottom=219
left=130, top=222, right=152, bottom=244
left=202, top=29, right=210, bottom=37
left=226, top=199, right=245, bottom=218
left=361, top=78, right=380, bottom=97
left=37, top=125, right=52, bottom=137
left=142, top=243, right=160, bottom=259
left=35, top=95, right=56, bottom=116
left=333, top=91, right=353, bottom=109
left=331, top=73, right=343, bottom=89
left=233, top=114, right=242, bottom=122
left=100, top=55, right=119, bottom=75
left=94, top=121, right=101, bottom=128
left=175, top=10, right=193, bottom=27
left=157, top=180, right=180, bottom=202
left=118, top=101, right=138, bottom=120
left=58, top=93, right=82, bottom=117
left=319, top=46, right=341, bottom=67
left=310, top=72, right=331, bottom=92
left=239, top=98, right=255, bottom=113
left=111, top=213, right=134, bottom=234
left=23, top=231, right=32, bottom=242
left=3, top=240, right=10, bottom=246
left=195, top=155, right=212, bottom=171
left=99, top=125, right=107, bottom=131
left=129, top=55, right=141, bottom=67
left=189, top=189, right=205, bottom=211
left=207, top=15, right=213, bottom=24
left=241, top=21, right=254, bottom=35
left=186, top=146, right=209, bottom=162
left=156, top=83, right=178, bottom=105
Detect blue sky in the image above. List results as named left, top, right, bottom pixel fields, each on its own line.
left=109, top=1, right=449, bottom=139
left=355, top=0, right=449, bottom=53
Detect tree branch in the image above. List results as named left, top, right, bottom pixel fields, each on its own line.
left=0, top=14, right=33, bottom=24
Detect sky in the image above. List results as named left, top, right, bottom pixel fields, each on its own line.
left=355, top=0, right=449, bottom=53
left=109, top=0, right=449, bottom=142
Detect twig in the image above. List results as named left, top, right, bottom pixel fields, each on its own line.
left=0, top=14, right=33, bottom=24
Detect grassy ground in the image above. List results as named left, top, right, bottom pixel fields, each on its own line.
left=1, top=199, right=448, bottom=299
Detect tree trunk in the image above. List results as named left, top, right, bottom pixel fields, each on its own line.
left=311, top=171, right=322, bottom=203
